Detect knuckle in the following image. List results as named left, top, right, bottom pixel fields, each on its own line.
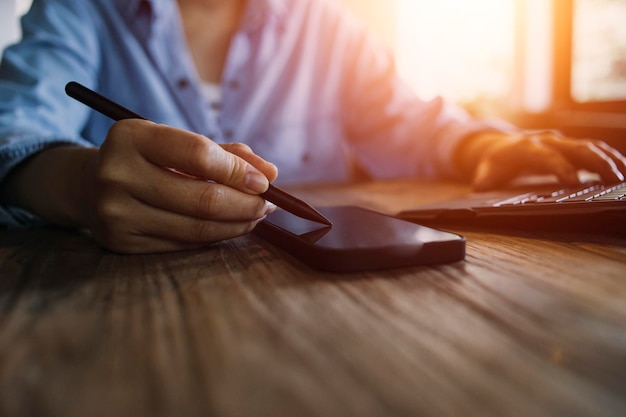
left=95, top=151, right=134, bottom=189
left=104, top=120, right=126, bottom=141
left=196, top=185, right=224, bottom=216
left=186, top=135, right=213, bottom=165
left=224, top=163, right=240, bottom=186
left=104, top=120, right=137, bottom=147
left=188, top=137, right=249, bottom=186
left=94, top=197, right=124, bottom=226
left=226, top=156, right=248, bottom=185
left=94, top=163, right=121, bottom=188
left=230, top=142, right=253, bottom=154
left=577, top=140, right=594, bottom=152
left=253, top=197, right=268, bottom=218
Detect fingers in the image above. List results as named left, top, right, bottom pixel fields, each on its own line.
left=541, top=136, right=625, bottom=183
left=471, top=133, right=626, bottom=191
left=91, top=162, right=274, bottom=253
left=109, top=120, right=270, bottom=194
left=591, top=141, right=626, bottom=176
left=129, top=162, right=276, bottom=221
left=472, top=136, right=578, bottom=191
left=92, top=198, right=267, bottom=254
left=221, top=143, right=279, bottom=183
left=89, top=120, right=280, bottom=253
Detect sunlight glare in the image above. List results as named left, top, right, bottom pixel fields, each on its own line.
left=395, top=0, right=515, bottom=104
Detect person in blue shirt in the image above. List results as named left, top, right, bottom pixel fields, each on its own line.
left=0, top=0, right=625, bottom=253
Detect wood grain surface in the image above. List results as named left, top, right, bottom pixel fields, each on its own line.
left=0, top=180, right=625, bottom=417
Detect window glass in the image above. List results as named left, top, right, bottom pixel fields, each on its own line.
left=394, top=0, right=515, bottom=106
left=572, top=0, right=626, bottom=102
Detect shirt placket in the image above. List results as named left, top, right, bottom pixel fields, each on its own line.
left=218, top=32, right=251, bottom=144
left=142, top=0, right=214, bottom=139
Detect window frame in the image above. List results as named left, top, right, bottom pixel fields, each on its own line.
left=552, top=0, right=626, bottom=113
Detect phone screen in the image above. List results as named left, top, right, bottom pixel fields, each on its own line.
left=256, top=206, right=465, bottom=271
left=264, top=206, right=460, bottom=249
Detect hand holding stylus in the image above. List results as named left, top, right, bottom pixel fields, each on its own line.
left=94, top=120, right=281, bottom=252
left=65, top=82, right=330, bottom=223
left=64, top=83, right=284, bottom=253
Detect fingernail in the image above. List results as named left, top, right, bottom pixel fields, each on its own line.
left=252, top=215, right=268, bottom=229
left=264, top=201, right=277, bottom=215
left=245, top=167, right=269, bottom=194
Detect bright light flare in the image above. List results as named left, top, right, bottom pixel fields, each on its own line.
left=395, top=0, right=515, bottom=104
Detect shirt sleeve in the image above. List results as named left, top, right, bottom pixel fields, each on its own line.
left=337, top=11, right=517, bottom=181
left=0, top=0, right=100, bottom=228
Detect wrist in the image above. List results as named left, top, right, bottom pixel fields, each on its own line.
left=0, top=146, right=98, bottom=228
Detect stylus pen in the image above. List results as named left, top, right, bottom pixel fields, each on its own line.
left=65, top=81, right=332, bottom=226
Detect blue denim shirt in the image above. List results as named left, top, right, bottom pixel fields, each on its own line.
left=0, top=0, right=511, bottom=228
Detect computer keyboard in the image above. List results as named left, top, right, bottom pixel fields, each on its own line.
left=493, top=182, right=626, bottom=207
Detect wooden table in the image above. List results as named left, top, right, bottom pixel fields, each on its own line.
left=1, top=180, right=625, bottom=417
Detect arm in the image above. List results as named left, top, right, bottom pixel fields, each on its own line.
left=0, top=1, right=278, bottom=253
left=336, top=8, right=626, bottom=187
left=337, top=18, right=516, bottom=181
left=0, top=0, right=102, bottom=227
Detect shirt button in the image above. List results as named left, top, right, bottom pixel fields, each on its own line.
left=224, top=130, right=234, bottom=140
left=177, top=78, right=190, bottom=89
left=228, top=80, right=240, bottom=90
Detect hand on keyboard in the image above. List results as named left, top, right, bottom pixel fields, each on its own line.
left=468, top=131, right=626, bottom=191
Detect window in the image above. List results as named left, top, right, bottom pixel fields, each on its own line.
left=549, top=0, right=626, bottom=144
left=0, top=0, right=32, bottom=52
left=17, top=0, right=32, bottom=15
left=553, top=0, right=626, bottom=115
left=571, top=0, right=626, bottom=104
left=393, top=0, right=516, bottom=106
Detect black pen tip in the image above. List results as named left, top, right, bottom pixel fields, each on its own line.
left=304, top=205, right=332, bottom=226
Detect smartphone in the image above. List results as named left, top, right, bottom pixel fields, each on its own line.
left=254, top=206, right=465, bottom=272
